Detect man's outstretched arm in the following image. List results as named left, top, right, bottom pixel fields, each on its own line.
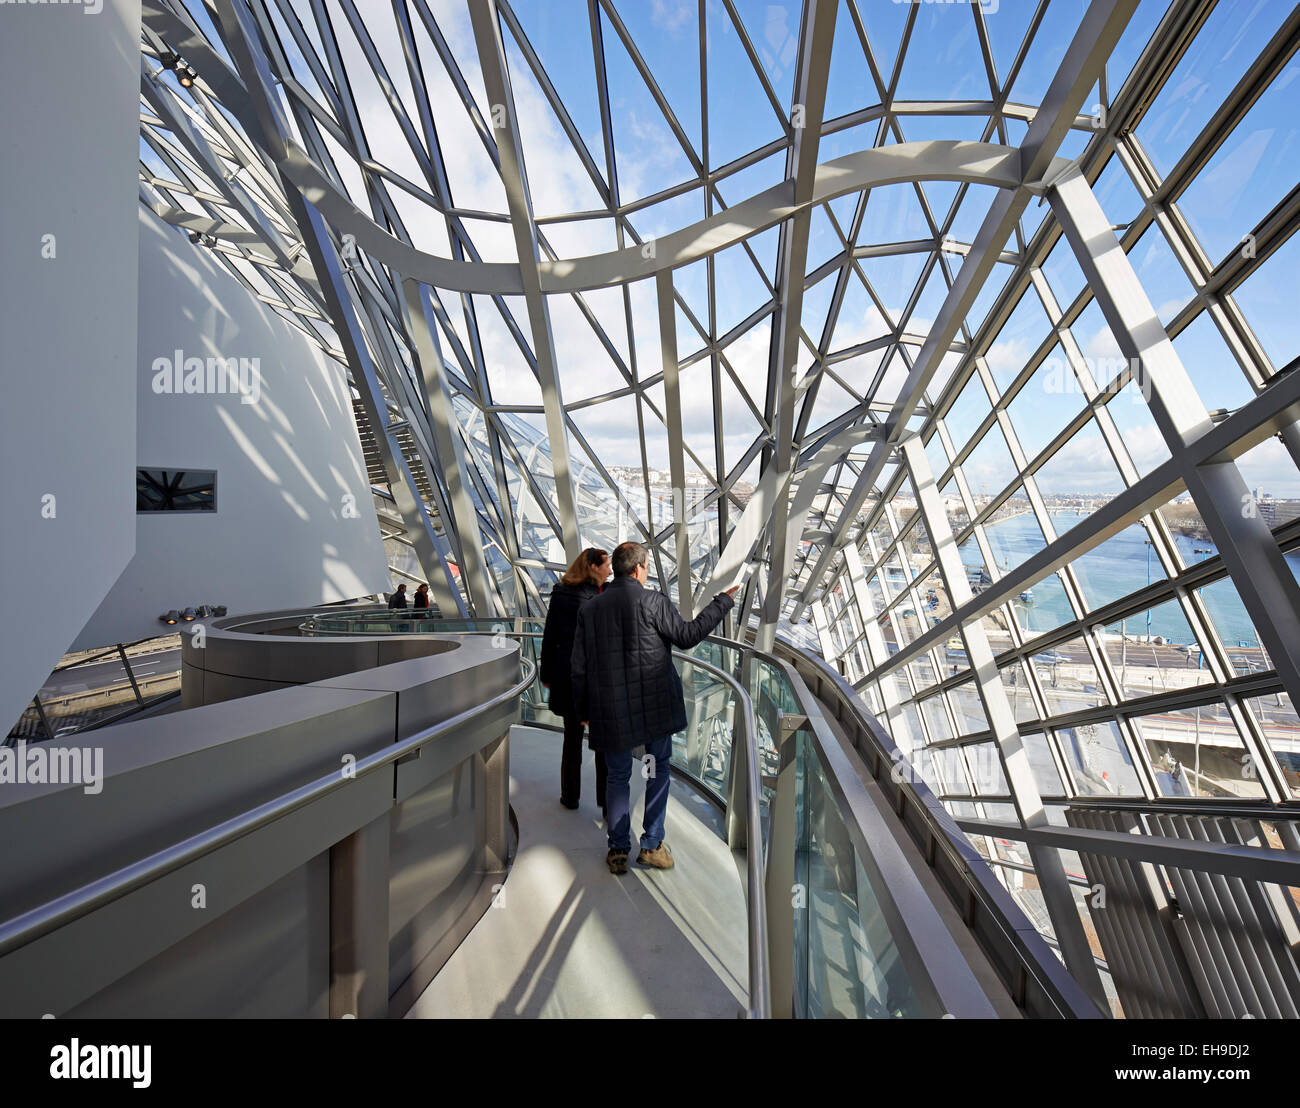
left=650, top=586, right=737, bottom=649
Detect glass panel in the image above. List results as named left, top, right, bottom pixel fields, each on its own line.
left=796, top=733, right=926, bottom=1018
left=948, top=680, right=987, bottom=735
left=1131, top=703, right=1265, bottom=800
left=963, top=422, right=1019, bottom=500
left=1101, top=598, right=1214, bottom=702
left=1136, top=0, right=1291, bottom=177
left=1197, top=575, right=1270, bottom=668
left=1055, top=720, right=1144, bottom=797
left=1011, top=569, right=1074, bottom=641
left=1230, top=230, right=1300, bottom=374
left=1243, top=692, right=1300, bottom=800
left=670, top=660, right=736, bottom=799
left=964, top=742, right=1010, bottom=796
left=1000, top=659, right=1039, bottom=724
left=930, top=745, right=969, bottom=795
left=1031, top=634, right=1107, bottom=717
left=1022, top=731, right=1066, bottom=796
left=1006, top=346, right=1084, bottom=461
left=982, top=488, right=1047, bottom=578
left=1071, top=523, right=1167, bottom=612
left=919, top=694, right=953, bottom=743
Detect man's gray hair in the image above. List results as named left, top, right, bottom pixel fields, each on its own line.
left=612, top=541, right=649, bottom=578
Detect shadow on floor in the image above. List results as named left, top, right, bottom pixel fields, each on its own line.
left=406, top=726, right=750, bottom=1019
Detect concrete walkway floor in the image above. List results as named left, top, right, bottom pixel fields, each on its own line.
left=406, top=725, right=750, bottom=1018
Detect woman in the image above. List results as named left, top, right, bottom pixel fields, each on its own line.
left=540, top=547, right=611, bottom=812
left=412, top=583, right=430, bottom=610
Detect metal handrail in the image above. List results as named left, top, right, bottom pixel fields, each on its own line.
left=0, top=658, right=535, bottom=960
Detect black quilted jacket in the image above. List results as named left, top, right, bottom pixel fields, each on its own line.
left=571, top=576, right=734, bottom=751
left=538, top=580, right=600, bottom=718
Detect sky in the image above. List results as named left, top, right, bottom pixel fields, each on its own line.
left=169, top=0, right=1300, bottom=497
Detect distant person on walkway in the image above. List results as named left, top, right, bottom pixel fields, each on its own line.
left=412, top=583, right=430, bottom=610
left=572, top=541, right=737, bottom=875
left=541, top=547, right=611, bottom=813
left=388, top=583, right=408, bottom=609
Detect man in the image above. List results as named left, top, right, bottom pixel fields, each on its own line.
left=387, top=583, right=408, bottom=609
left=571, top=541, right=737, bottom=875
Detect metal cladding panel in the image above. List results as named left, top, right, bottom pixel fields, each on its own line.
left=0, top=683, right=394, bottom=922
left=0, top=0, right=140, bottom=733
left=64, top=853, right=332, bottom=1019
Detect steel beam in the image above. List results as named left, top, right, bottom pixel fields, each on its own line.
left=753, top=0, right=838, bottom=652
left=1049, top=163, right=1300, bottom=720
left=211, top=0, right=465, bottom=616
left=656, top=269, right=694, bottom=616
left=901, top=434, right=1107, bottom=1008
left=468, top=0, right=581, bottom=562
left=402, top=278, right=499, bottom=617
left=792, top=0, right=1140, bottom=614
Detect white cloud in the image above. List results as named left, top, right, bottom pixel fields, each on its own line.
left=649, top=0, right=694, bottom=35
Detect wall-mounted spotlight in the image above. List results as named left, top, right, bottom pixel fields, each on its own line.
left=158, top=50, right=197, bottom=88
left=161, top=605, right=224, bottom=624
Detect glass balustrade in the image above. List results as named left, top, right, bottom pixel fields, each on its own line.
left=296, top=612, right=964, bottom=1017
left=795, top=730, right=925, bottom=1019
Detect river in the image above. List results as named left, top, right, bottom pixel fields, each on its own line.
left=962, top=510, right=1300, bottom=648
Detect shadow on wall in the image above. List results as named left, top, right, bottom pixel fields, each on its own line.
left=74, top=208, right=390, bottom=650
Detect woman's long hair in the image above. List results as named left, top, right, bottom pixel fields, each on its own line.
left=560, top=547, right=608, bottom=587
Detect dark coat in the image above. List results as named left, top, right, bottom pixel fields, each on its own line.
left=539, top=580, right=600, bottom=718
left=388, top=590, right=408, bottom=609
left=571, top=577, right=734, bottom=752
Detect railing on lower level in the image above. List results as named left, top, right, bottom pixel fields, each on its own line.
left=0, top=619, right=526, bottom=1019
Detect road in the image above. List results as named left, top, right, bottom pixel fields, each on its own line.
left=39, top=649, right=181, bottom=697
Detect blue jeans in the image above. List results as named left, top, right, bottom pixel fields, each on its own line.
left=604, top=734, right=672, bottom=853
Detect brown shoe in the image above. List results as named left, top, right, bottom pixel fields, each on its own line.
left=636, top=843, right=674, bottom=870
left=606, top=849, right=629, bottom=875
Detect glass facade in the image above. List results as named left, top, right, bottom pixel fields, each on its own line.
left=138, top=0, right=1300, bottom=1002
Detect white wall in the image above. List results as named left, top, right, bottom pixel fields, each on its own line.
left=74, top=206, right=391, bottom=648
left=0, top=1, right=141, bottom=731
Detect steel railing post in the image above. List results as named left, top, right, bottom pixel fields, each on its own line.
left=765, top=712, right=800, bottom=1018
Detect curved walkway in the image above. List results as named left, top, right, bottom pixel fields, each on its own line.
left=405, top=726, right=749, bottom=1018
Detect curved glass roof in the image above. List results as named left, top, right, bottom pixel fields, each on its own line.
left=138, top=0, right=1300, bottom=1014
